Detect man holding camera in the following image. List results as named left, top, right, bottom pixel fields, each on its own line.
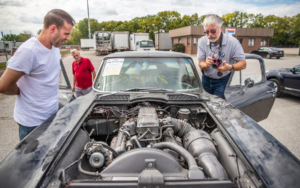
left=198, top=14, right=246, bottom=98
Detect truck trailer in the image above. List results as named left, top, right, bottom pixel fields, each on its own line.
left=94, top=31, right=112, bottom=56
left=111, top=31, right=129, bottom=52
left=154, top=32, right=172, bottom=51
left=130, top=33, right=154, bottom=51
left=80, top=39, right=94, bottom=51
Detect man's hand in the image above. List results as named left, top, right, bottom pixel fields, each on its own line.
left=72, top=86, right=75, bottom=92
left=199, top=56, right=214, bottom=71
left=217, top=61, right=232, bottom=73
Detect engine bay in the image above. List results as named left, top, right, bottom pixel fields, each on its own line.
left=48, top=101, right=258, bottom=188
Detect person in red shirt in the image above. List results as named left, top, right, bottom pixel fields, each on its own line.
left=71, top=49, right=96, bottom=98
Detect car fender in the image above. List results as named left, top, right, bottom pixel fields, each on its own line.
left=0, top=92, right=96, bottom=188
left=203, top=94, right=300, bottom=188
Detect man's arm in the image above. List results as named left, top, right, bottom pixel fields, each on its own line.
left=92, top=70, right=96, bottom=81
left=217, top=59, right=246, bottom=73
left=0, top=68, right=24, bottom=95
left=72, top=75, right=76, bottom=92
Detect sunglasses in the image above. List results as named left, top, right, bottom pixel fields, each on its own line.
left=204, top=29, right=217, bottom=34
left=72, top=55, right=79, bottom=58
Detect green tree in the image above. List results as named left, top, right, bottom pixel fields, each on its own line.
left=37, top=29, right=42, bottom=35
left=290, top=14, right=300, bottom=46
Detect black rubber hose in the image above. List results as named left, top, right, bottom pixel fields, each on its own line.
left=78, top=155, right=102, bottom=178
left=100, top=143, right=119, bottom=158
left=153, top=142, right=198, bottom=171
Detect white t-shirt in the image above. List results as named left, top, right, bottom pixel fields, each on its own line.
left=7, top=37, right=61, bottom=127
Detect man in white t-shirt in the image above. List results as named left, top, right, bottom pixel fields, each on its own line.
left=0, top=9, right=75, bottom=141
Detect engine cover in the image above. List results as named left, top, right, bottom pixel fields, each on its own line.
left=137, top=107, right=159, bottom=139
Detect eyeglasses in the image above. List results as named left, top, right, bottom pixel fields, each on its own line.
left=204, top=29, right=217, bottom=34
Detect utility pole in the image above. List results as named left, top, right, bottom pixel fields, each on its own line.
left=87, top=0, right=91, bottom=39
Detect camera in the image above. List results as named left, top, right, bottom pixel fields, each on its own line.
left=211, top=56, right=223, bottom=77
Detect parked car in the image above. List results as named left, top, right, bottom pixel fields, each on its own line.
left=1, top=52, right=300, bottom=188
left=266, top=64, right=300, bottom=97
left=251, top=47, right=284, bottom=59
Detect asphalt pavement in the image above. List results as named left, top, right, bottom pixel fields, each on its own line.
left=0, top=50, right=299, bottom=162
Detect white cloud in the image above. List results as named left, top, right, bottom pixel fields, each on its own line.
left=0, top=0, right=299, bottom=36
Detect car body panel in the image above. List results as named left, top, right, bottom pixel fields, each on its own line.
left=225, top=54, right=276, bottom=122
left=251, top=47, right=284, bottom=58
left=204, top=95, right=300, bottom=188
left=0, top=92, right=299, bottom=188
left=266, top=64, right=300, bottom=97
left=1, top=52, right=297, bottom=188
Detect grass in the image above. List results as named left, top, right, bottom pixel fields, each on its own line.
left=0, top=62, right=6, bottom=68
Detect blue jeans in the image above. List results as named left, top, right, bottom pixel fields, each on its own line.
left=202, top=73, right=231, bottom=98
left=18, top=123, right=37, bottom=141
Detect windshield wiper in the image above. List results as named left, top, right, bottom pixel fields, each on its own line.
left=120, top=87, right=174, bottom=92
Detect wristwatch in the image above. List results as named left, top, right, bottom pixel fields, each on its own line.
left=231, top=64, right=234, bottom=71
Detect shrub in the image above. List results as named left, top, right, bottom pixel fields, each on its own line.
left=172, top=43, right=185, bottom=53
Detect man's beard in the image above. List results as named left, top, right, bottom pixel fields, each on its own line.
left=51, top=32, right=65, bottom=47
left=208, top=31, right=221, bottom=43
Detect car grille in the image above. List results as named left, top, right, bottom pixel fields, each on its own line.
left=96, top=95, right=130, bottom=101
left=168, top=95, right=199, bottom=101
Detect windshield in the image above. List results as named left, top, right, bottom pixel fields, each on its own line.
left=94, top=58, right=201, bottom=92
left=140, top=41, right=154, bottom=47
left=269, top=47, right=281, bottom=51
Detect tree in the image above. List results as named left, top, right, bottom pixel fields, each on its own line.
left=37, top=29, right=42, bottom=35
left=222, top=11, right=249, bottom=28
left=290, top=14, right=300, bottom=46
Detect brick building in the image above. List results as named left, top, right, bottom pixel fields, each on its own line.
left=169, top=26, right=274, bottom=54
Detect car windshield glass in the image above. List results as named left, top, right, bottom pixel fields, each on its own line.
left=140, top=41, right=154, bottom=47
left=94, top=58, right=201, bottom=92
left=269, top=47, right=281, bottom=51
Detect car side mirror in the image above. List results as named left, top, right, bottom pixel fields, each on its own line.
left=238, top=78, right=254, bottom=95
left=244, top=78, right=254, bottom=88
left=290, top=68, right=296, bottom=74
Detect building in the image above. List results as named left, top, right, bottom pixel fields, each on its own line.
left=0, top=41, right=23, bottom=53
left=169, top=26, right=274, bottom=54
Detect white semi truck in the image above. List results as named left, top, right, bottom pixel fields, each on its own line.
left=94, top=31, right=112, bottom=56
left=130, top=33, right=155, bottom=51
left=154, top=32, right=172, bottom=51
left=80, top=39, right=94, bottom=51
left=111, top=31, right=130, bottom=52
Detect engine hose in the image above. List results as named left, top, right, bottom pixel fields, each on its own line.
left=153, top=142, right=198, bottom=171
left=101, top=143, right=119, bottom=158
left=165, top=117, right=228, bottom=179
left=78, top=153, right=102, bottom=178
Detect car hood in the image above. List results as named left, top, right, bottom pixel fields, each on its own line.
left=1, top=91, right=300, bottom=188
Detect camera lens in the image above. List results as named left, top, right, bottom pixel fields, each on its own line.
left=217, top=72, right=223, bottom=77
left=212, top=64, right=218, bottom=69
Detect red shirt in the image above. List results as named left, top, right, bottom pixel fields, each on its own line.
left=72, top=57, right=95, bottom=89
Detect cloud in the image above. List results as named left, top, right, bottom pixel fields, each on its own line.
left=103, top=10, right=118, bottom=16
left=0, top=0, right=23, bottom=6
left=171, top=0, right=192, bottom=6
left=19, top=16, right=43, bottom=24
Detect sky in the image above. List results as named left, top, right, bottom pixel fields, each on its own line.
left=0, top=0, right=299, bottom=37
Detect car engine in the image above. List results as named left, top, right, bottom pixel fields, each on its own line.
left=50, top=102, right=254, bottom=188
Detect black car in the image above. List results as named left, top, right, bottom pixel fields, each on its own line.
left=266, top=64, right=300, bottom=97
left=251, top=47, right=284, bottom=59
left=1, top=52, right=300, bottom=188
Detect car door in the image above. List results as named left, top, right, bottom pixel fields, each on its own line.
left=59, top=59, right=74, bottom=108
left=257, top=48, right=264, bottom=56
left=224, top=54, right=276, bottom=122
left=282, top=65, right=300, bottom=96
